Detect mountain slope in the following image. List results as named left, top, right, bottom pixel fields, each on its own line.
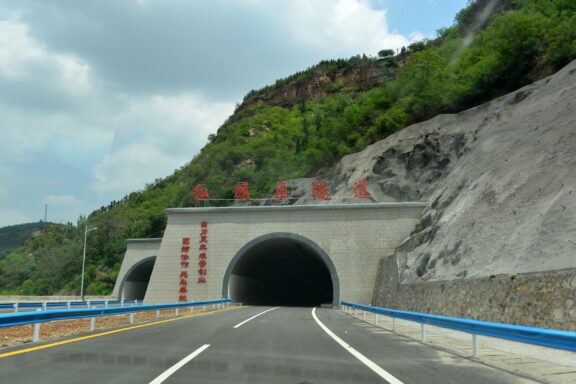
left=1, top=0, right=575, bottom=295
left=0, top=222, right=46, bottom=259
left=323, top=58, right=576, bottom=282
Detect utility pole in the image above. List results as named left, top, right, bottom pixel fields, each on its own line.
left=81, top=224, right=98, bottom=301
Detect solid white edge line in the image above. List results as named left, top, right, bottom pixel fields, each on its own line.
left=148, top=344, right=210, bottom=384
left=312, top=308, right=404, bottom=384
left=233, top=307, right=280, bottom=328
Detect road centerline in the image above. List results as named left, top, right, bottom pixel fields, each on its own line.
left=148, top=344, right=210, bottom=384
left=233, top=306, right=279, bottom=328
left=311, top=307, right=404, bottom=384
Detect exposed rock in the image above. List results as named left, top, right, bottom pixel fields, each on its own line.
left=310, top=59, right=576, bottom=283
left=233, top=61, right=394, bottom=120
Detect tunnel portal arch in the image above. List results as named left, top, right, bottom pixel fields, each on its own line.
left=118, top=256, right=156, bottom=301
left=222, top=233, right=340, bottom=307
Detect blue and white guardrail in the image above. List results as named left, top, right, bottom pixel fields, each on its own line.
left=0, top=299, right=139, bottom=312
left=0, top=298, right=231, bottom=342
left=341, top=301, right=576, bottom=356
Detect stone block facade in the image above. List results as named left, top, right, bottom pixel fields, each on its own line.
left=113, top=203, right=426, bottom=305
left=111, top=238, right=161, bottom=298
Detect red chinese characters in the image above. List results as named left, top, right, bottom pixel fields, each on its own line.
left=353, top=178, right=372, bottom=200
left=312, top=180, right=331, bottom=200
left=193, top=184, right=209, bottom=201
left=197, top=221, right=209, bottom=283
left=178, top=236, right=191, bottom=302
left=274, top=181, right=289, bottom=201
left=233, top=182, right=250, bottom=202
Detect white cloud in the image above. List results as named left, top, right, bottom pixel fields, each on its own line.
left=0, top=17, right=94, bottom=93
left=0, top=17, right=108, bottom=168
left=89, top=93, right=234, bottom=193
left=284, top=0, right=410, bottom=54
left=409, top=31, right=426, bottom=42
left=0, top=18, right=41, bottom=79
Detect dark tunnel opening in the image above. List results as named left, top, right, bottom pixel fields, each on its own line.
left=120, top=257, right=155, bottom=301
left=228, top=238, right=334, bottom=307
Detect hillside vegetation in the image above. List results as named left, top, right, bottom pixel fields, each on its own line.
left=0, top=0, right=574, bottom=295
left=0, top=222, right=47, bottom=259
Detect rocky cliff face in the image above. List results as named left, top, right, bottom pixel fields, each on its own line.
left=234, top=60, right=393, bottom=117
left=289, top=59, right=576, bottom=285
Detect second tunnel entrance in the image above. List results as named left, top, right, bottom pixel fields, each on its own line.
left=225, top=234, right=338, bottom=307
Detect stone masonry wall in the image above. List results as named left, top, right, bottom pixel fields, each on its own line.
left=372, top=255, right=576, bottom=331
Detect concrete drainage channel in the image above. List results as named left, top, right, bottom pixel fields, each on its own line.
left=343, top=306, right=576, bottom=384
left=0, top=301, right=240, bottom=348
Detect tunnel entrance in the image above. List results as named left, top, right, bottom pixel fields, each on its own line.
left=120, top=256, right=156, bottom=301
left=224, top=234, right=338, bottom=307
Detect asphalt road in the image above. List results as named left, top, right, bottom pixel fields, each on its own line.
left=0, top=306, right=536, bottom=383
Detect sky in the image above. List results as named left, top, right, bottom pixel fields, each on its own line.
left=0, top=0, right=467, bottom=227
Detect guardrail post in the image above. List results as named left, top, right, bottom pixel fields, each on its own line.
left=87, top=300, right=91, bottom=308
left=472, top=334, right=479, bottom=357
left=121, top=300, right=124, bottom=307
left=67, top=301, right=71, bottom=310
left=354, top=308, right=358, bottom=317
left=392, top=317, right=396, bottom=332
left=13, top=303, right=18, bottom=313
left=129, top=313, right=134, bottom=324
left=175, top=308, right=179, bottom=316
left=190, top=306, right=194, bottom=314
left=156, top=310, right=160, bottom=319
left=105, top=300, right=109, bottom=308
left=420, top=323, right=426, bottom=343
left=33, top=309, right=41, bottom=342
left=90, top=316, right=96, bottom=331
left=42, top=301, right=47, bottom=311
